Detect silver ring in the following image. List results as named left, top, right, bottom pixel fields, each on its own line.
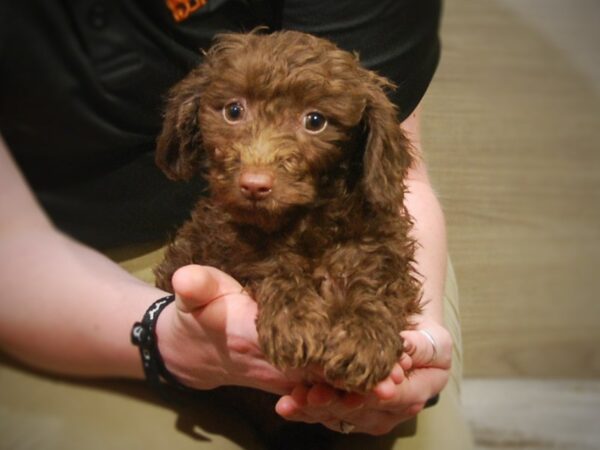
left=339, top=420, right=355, bottom=434
left=418, top=329, right=438, bottom=364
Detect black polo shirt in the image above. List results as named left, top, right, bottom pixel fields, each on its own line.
left=0, top=0, right=441, bottom=249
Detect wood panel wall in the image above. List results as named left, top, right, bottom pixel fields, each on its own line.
left=421, top=0, right=600, bottom=377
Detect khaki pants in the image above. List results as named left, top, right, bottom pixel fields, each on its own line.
left=0, top=247, right=473, bottom=449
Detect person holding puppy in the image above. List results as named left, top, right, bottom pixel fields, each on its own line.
left=0, top=1, right=472, bottom=448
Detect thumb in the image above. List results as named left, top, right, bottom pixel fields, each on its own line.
left=171, top=265, right=243, bottom=313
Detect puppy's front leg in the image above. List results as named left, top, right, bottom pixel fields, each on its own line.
left=318, top=243, right=420, bottom=392
left=253, top=267, right=329, bottom=372
left=322, top=302, right=402, bottom=392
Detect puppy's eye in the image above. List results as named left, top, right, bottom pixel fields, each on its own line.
left=303, top=112, right=327, bottom=134
left=223, top=102, right=245, bottom=124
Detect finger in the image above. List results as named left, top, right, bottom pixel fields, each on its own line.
left=399, top=352, right=413, bottom=372
left=373, top=376, right=397, bottom=401
left=379, top=367, right=449, bottom=410
left=276, top=390, right=335, bottom=424
left=390, top=363, right=405, bottom=384
left=402, top=333, right=416, bottom=356
left=340, top=391, right=366, bottom=410
left=275, top=385, right=308, bottom=418
left=294, top=385, right=363, bottom=421
left=367, top=363, right=407, bottom=401
left=291, top=384, right=310, bottom=408
left=172, top=265, right=243, bottom=313
left=275, top=395, right=300, bottom=419
left=401, top=325, right=453, bottom=370
left=306, top=383, right=337, bottom=406
left=400, top=329, right=435, bottom=367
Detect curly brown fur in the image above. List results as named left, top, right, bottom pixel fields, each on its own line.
left=154, top=30, right=422, bottom=394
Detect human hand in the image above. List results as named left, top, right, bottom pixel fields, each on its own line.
left=155, top=265, right=299, bottom=395
left=274, top=320, right=452, bottom=435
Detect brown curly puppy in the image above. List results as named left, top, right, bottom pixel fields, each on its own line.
left=154, top=30, right=422, bottom=393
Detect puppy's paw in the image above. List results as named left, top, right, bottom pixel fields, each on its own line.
left=257, top=308, right=328, bottom=370
left=321, top=323, right=402, bottom=392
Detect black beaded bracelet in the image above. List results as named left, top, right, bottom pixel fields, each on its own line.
left=131, top=294, right=191, bottom=394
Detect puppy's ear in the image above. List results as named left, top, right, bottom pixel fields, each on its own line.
left=361, top=74, right=414, bottom=212
left=155, top=67, right=207, bottom=181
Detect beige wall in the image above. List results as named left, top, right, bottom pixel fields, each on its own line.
left=421, top=0, right=600, bottom=377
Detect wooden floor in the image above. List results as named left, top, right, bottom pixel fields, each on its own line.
left=462, top=379, right=600, bottom=450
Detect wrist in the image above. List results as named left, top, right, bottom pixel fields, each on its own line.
left=131, top=294, right=199, bottom=393
left=154, top=299, right=228, bottom=390
left=88, top=289, right=167, bottom=380
left=153, top=300, right=190, bottom=386
left=412, top=315, right=443, bottom=329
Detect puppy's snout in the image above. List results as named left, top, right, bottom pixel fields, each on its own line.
left=239, top=170, right=274, bottom=201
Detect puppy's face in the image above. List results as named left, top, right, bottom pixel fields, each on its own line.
left=157, top=31, right=412, bottom=232
left=198, top=33, right=367, bottom=230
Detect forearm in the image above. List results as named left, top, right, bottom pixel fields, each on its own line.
left=401, top=105, right=447, bottom=325
left=0, top=227, right=167, bottom=379
left=0, top=136, right=166, bottom=379
left=405, top=177, right=447, bottom=324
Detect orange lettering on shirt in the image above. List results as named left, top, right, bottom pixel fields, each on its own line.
left=166, top=0, right=207, bottom=22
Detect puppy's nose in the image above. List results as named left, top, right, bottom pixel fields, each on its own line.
left=239, top=170, right=274, bottom=201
